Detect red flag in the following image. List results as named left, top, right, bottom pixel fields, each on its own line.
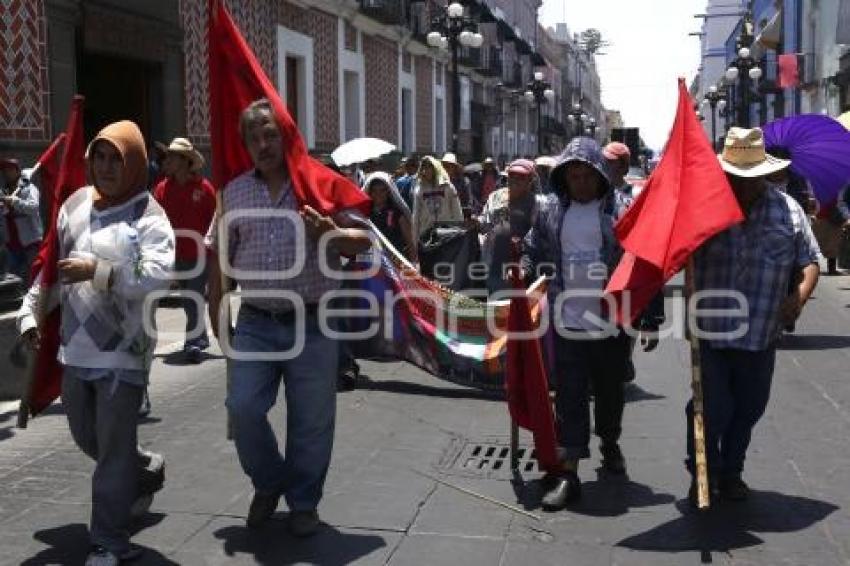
left=505, top=243, right=559, bottom=473
left=32, top=133, right=66, bottom=214
left=605, top=80, right=744, bottom=325
left=778, top=54, right=800, bottom=88
left=208, top=0, right=369, bottom=216
left=23, top=96, right=87, bottom=418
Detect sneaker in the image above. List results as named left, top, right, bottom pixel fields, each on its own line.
left=720, top=475, right=750, bottom=501
left=288, top=509, right=321, bottom=538
left=138, top=390, right=151, bottom=418
left=247, top=490, right=281, bottom=529
left=600, top=443, right=627, bottom=475
left=84, top=545, right=143, bottom=566
left=541, top=470, right=581, bottom=510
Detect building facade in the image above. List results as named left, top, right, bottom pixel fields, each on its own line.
left=4, top=0, right=592, bottom=169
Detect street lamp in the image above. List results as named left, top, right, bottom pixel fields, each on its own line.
left=524, top=70, right=555, bottom=155
left=427, top=3, right=484, bottom=154
left=723, top=15, right=763, bottom=127
left=701, top=84, right=727, bottom=151
left=566, top=101, right=593, bottom=139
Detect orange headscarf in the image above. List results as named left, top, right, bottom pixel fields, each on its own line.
left=85, top=120, right=149, bottom=196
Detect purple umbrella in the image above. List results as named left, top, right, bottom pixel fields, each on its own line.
left=762, top=114, right=850, bottom=204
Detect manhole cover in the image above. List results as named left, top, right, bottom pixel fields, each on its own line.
left=439, top=438, right=540, bottom=480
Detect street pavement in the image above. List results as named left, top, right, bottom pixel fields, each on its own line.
left=0, top=274, right=848, bottom=565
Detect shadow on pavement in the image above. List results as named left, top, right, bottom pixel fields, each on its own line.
left=617, top=491, right=838, bottom=555
left=157, top=350, right=224, bottom=366
left=353, top=374, right=505, bottom=402
left=624, top=383, right=665, bottom=403
left=512, top=471, right=675, bottom=517
left=21, top=515, right=178, bottom=565
left=213, top=515, right=388, bottom=566
left=776, top=334, right=850, bottom=351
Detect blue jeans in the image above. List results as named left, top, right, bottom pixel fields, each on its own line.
left=686, top=342, right=775, bottom=478
left=226, top=307, right=339, bottom=511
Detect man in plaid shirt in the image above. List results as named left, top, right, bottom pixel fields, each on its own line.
left=207, top=99, right=371, bottom=537
left=687, top=128, right=821, bottom=505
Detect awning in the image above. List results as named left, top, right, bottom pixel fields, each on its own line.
left=756, top=10, right=782, bottom=51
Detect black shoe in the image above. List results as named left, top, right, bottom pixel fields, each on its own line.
left=720, top=475, right=750, bottom=501
left=541, top=471, right=581, bottom=510
left=288, top=509, right=321, bottom=538
left=688, top=477, right=720, bottom=508
left=600, top=443, right=627, bottom=475
left=247, top=490, right=281, bottom=528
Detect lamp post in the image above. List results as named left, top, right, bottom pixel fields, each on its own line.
left=427, top=2, right=483, bottom=154
left=524, top=71, right=555, bottom=155
left=566, top=101, right=590, bottom=139
left=723, top=14, right=762, bottom=127
left=585, top=117, right=597, bottom=139
left=701, top=85, right=728, bottom=151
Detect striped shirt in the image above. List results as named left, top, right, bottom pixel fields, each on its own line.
left=694, top=188, right=821, bottom=351
left=209, top=170, right=356, bottom=312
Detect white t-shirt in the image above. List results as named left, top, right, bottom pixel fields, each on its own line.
left=559, top=199, right=606, bottom=331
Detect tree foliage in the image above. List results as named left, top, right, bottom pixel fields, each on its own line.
left=578, top=29, right=611, bottom=55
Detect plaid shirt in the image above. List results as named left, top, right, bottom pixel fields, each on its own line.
left=210, top=171, right=353, bottom=312
left=694, top=188, right=821, bottom=351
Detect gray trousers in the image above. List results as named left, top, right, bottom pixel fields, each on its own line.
left=61, top=375, right=144, bottom=555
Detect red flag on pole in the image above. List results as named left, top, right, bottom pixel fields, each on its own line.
left=505, top=242, right=559, bottom=473
left=32, top=133, right=66, bottom=213
left=778, top=54, right=800, bottom=88
left=207, top=0, right=369, bottom=216
left=605, top=79, right=744, bottom=325
left=20, top=96, right=87, bottom=422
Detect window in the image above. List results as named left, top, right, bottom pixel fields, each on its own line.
left=435, top=97, right=445, bottom=154
left=401, top=88, right=413, bottom=154
left=343, top=70, right=361, bottom=141
left=285, top=56, right=299, bottom=125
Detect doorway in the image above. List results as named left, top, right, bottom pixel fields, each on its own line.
left=77, top=52, right=163, bottom=145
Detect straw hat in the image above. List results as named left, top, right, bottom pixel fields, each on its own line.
left=165, top=137, right=205, bottom=172
left=441, top=152, right=461, bottom=170
left=718, top=127, right=789, bottom=178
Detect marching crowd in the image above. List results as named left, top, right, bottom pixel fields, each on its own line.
left=2, top=95, right=849, bottom=565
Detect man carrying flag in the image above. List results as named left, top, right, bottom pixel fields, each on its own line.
left=687, top=127, right=820, bottom=504
left=18, top=121, right=175, bottom=566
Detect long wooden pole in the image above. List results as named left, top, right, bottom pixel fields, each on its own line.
left=685, top=257, right=710, bottom=509
left=216, top=191, right=234, bottom=440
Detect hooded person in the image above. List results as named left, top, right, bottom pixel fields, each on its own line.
left=410, top=155, right=463, bottom=243
left=520, top=137, right=663, bottom=510
left=363, top=171, right=416, bottom=261
left=17, top=120, right=175, bottom=566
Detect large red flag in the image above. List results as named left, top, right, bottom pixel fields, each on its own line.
left=32, top=133, right=66, bottom=214
left=605, top=80, right=744, bottom=325
left=21, top=96, right=87, bottom=420
left=505, top=243, right=559, bottom=473
left=208, top=0, right=369, bottom=216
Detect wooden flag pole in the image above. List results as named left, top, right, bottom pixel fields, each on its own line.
left=215, top=191, right=234, bottom=440
left=685, top=257, right=710, bottom=509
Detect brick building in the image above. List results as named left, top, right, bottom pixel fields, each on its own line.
left=1, top=0, right=570, bottom=169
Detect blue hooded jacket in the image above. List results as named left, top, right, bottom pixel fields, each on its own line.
left=521, top=137, right=663, bottom=329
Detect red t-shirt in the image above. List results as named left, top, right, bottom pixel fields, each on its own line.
left=153, top=176, right=216, bottom=260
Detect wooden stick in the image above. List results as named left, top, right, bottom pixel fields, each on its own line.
left=510, top=418, right=519, bottom=472
left=413, top=469, right=541, bottom=520
left=685, top=257, right=710, bottom=509
left=215, top=191, right=234, bottom=441
left=16, top=351, right=36, bottom=429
